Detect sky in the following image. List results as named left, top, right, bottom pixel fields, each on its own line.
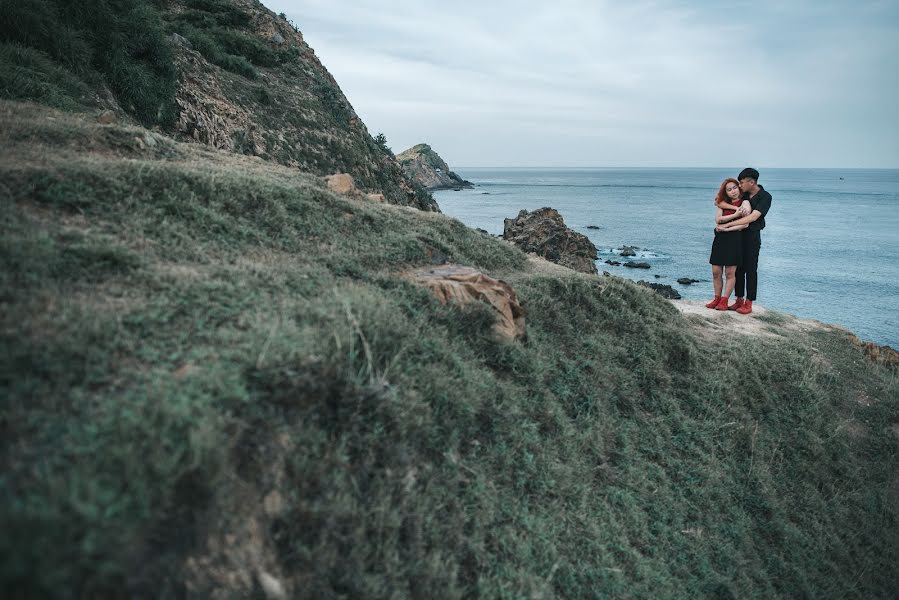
left=266, top=1, right=899, bottom=168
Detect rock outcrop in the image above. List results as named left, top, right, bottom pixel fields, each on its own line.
left=503, top=208, right=598, bottom=275
left=396, top=144, right=473, bottom=190
left=850, top=335, right=899, bottom=367
left=411, top=265, right=525, bottom=340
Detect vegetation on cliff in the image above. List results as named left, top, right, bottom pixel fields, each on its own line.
left=2, top=1, right=898, bottom=597
left=0, top=0, right=436, bottom=211
left=1, top=101, right=897, bottom=599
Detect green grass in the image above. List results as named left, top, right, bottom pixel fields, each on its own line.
left=0, top=0, right=178, bottom=126
left=1, top=103, right=898, bottom=599
left=0, top=0, right=438, bottom=212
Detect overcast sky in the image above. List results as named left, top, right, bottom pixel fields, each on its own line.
left=266, top=1, right=898, bottom=168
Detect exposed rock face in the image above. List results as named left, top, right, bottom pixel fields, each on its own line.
left=849, top=335, right=899, bottom=367
left=165, top=0, right=437, bottom=211
left=620, top=246, right=637, bottom=257
left=396, top=144, right=473, bottom=190
left=638, top=281, right=682, bottom=299
left=503, top=208, right=598, bottom=275
left=411, top=265, right=525, bottom=340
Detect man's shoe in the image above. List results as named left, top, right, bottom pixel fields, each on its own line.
left=728, top=297, right=744, bottom=311
left=714, top=297, right=730, bottom=310
left=705, top=296, right=721, bottom=309
left=736, top=299, right=753, bottom=315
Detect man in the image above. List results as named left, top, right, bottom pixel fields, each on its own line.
left=715, top=167, right=773, bottom=315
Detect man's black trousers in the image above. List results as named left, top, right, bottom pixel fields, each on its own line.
left=735, top=229, right=761, bottom=301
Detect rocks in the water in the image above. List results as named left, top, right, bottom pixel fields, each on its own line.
left=411, top=265, right=525, bottom=340
left=620, top=245, right=637, bottom=257
left=677, top=277, right=700, bottom=285
left=605, top=260, right=622, bottom=266
left=475, top=228, right=491, bottom=236
left=623, top=261, right=651, bottom=269
left=638, top=281, right=681, bottom=299
left=654, top=274, right=661, bottom=278
left=503, top=208, right=598, bottom=275
left=586, top=225, right=600, bottom=230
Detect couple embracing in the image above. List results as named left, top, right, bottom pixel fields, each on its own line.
left=706, top=167, right=773, bottom=315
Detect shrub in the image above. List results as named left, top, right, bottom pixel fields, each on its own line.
left=0, top=0, right=178, bottom=126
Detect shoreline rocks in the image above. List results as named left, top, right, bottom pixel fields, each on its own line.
left=623, top=261, right=651, bottom=269
left=638, top=281, right=681, bottom=299
left=503, top=208, right=598, bottom=275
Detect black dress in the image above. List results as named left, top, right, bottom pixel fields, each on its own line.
left=709, top=229, right=743, bottom=266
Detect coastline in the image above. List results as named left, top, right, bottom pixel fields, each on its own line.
left=435, top=168, right=899, bottom=347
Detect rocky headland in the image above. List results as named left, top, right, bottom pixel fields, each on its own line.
left=396, top=143, right=474, bottom=190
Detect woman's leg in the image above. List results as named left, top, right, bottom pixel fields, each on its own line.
left=724, top=265, right=737, bottom=297
left=712, top=265, right=723, bottom=297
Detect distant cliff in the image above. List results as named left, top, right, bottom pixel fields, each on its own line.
left=397, top=143, right=473, bottom=190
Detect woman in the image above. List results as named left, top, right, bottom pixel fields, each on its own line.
left=706, top=178, right=749, bottom=309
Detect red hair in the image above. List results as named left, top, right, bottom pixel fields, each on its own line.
left=715, top=178, right=740, bottom=204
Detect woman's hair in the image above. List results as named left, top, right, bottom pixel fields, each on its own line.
left=715, top=178, right=740, bottom=204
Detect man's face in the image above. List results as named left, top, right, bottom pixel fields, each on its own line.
left=739, top=178, right=755, bottom=193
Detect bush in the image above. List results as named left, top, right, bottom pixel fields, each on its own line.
left=0, top=43, right=94, bottom=110
left=0, top=0, right=178, bottom=126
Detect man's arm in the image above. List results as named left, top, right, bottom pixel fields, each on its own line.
left=715, top=199, right=752, bottom=216
left=717, top=210, right=761, bottom=230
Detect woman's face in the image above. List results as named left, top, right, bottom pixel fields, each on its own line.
left=725, top=182, right=741, bottom=200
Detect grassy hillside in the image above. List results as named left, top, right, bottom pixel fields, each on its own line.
left=1, top=102, right=897, bottom=598
left=0, top=0, right=436, bottom=210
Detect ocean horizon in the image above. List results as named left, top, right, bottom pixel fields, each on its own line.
left=435, top=167, right=899, bottom=347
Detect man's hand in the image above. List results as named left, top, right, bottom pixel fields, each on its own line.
left=739, top=203, right=751, bottom=216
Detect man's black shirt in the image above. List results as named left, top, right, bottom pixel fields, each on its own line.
left=744, top=185, right=772, bottom=231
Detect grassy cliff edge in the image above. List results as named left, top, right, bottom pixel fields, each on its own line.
left=1, top=101, right=897, bottom=598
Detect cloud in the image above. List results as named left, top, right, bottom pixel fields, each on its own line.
left=265, top=0, right=899, bottom=167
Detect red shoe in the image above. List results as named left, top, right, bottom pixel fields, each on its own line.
left=714, top=297, right=730, bottom=310
left=728, top=297, right=744, bottom=311
left=705, top=296, right=721, bottom=309
left=736, top=299, right=753, bottom=315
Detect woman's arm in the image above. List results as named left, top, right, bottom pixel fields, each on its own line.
left=716, top=199, right=752, bottom=216
left=716, top=210, right=742, bottom=224
left=717, top=221, right=749, bottom=232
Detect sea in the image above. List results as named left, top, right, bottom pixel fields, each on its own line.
left=434, top=168, right=899, bottom=347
